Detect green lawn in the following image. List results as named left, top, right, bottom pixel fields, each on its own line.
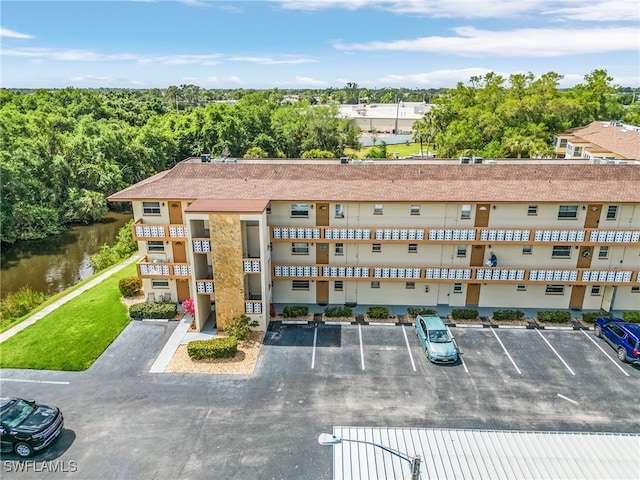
left=0, top=263, right=136, bottom=371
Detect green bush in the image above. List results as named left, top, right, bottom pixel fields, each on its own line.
left=492, top=309, right=525, bottom=321
left=451, top=309, right=478, bottom=320
left=366, top=306, right=389, bottom=319
left=187, top=336, right=237, bottom=360
left=118, top=277, right=142, bottom=297
left=282, top=305, right=309, bottom=318
left=0, top=287, right=46, bottom=322
left=90, top=220, right=137, bottom=271
left=128, top=302, right=177, bottom=320
left=324, top=306, right=353, bottom=317
left=537, top=310, right=572, bottom=323
left=623, top=311, right=640, bottom=323
left=581, top=311, right=612, bottom=324
left=407, top=307, right=437, bottom=317
left=224, top=314, right=259, bottom=341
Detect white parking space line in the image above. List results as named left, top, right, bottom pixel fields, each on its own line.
left=536, top=330, right=575, bottom=375
left=358, top=324, right=365, bottom=370
left=580, top=329, right=630, bottom=376
left=2, top=378, right=70, bottom=385
left=448, top=327, right=468, bottom=373
left=557, top=393, right=579, bottom=405
left=402, top=325, right=417, bottom=372
left=491, top=328, right=522, bottom=374
left=311, top=324, right=318, bottom=370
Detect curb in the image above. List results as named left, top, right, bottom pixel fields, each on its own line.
left=276, top=320, right=594, bottom=331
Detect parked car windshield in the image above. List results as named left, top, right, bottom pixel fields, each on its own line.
left=429, top=330, right=451, bottom=343
left=1, top=399, right=35, bottom=429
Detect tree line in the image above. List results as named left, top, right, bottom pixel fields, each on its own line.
left=1, top=70, right=637, bottom=244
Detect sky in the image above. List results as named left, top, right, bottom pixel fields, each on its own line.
left=1, top=0, right=639, bottom=90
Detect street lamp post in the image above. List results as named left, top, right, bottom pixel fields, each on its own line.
left=318, top=433, right=421, bottom=480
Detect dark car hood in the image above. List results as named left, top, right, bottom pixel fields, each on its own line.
left=15, top=405, right=59, bottom=434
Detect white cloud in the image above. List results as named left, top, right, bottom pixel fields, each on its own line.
left=0, top=27, right=34, bottom=39
left=229, top=55, right=315, bottom=65
left=378, top=68, right=494, bottom=86
left=333, top=26, right=640, bottom=57
left=295, top=76, right=327, bottom=86
left=70, top=74, right=110, bottom=82
left=273, top=0, right=640, bottom=21
left=228, top=76, right=242, bottom=84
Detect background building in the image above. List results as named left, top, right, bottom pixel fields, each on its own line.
left=109, top=158, right=640, bottom=331
left=554, top=121, right=640, bottom=161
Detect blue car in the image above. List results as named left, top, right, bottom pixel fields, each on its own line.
left=415, top=315, right=458, bottom=363
left=594, top=317, right=640, bottom=364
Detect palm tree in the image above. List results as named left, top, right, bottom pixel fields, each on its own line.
left=502, top=134, right=534, bottom=159
left=412, top=114, right=438, bottom=158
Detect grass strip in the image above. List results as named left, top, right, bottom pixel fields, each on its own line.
left=0, top=263, right=136, bottom=371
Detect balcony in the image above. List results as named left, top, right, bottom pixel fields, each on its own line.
left=132, top=220, right=187, bottom=241
left=137, top=256, right=192, bottom=278
left=192, top=238, right=211, bottom=253
left=271, top=263, right=640, bottom=286
left=270, top=226, right=640, bottom=246
left=243, top=259, right=261, bottom=273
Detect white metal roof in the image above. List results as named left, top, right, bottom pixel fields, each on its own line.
left=328, top=426, right=640, bottom=480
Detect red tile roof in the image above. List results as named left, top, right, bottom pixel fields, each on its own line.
left=108, top=161, right=640, bottom=204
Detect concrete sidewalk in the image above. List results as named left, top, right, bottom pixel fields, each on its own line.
left=0, top=255, right=140, bottom=344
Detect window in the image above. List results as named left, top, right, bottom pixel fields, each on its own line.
left=151, top=279, right=169, bottom=288
left=335, top=243, right=344, bottom=255
left=291, top=203, right=309, bottom=217
left=291, top=242, right=309, bottom=255
left=558, top=138, right=568, bottom=148
left=573, top=146, right=583, bottom=157
left=334, top=281, right=343, bottom=291
left=453, top=283, right=463, bottom=293
left=143, top=201, right=161, bottom=215
left=527, top=205, right=538, bottom=215
left=147, top=241, right=165, bottom=252
left=558, top=205, right=578, bottom=219
left=461, top=204, right=471, bottom=219
left=371, top=281, right=380, bottom=288
left=598, top=246, right=609, bottom=259
left=373, top=204, right=383, bottom=215
left=372, top=244, right=381, bottom=253
left=545, top=285, right=565, bottom=295
left=335, top=204, right=344, bottom=218
left=517, top=284, right=526, bottom=291
left=552, top=245, right=572, bottom=258
left=457, top=245, right=467, bottom=257
left=408, top=244, right=418, bottom=253
left=410, top=205, right=420, bottom=215
left=266, top=204, right=271, bottom=214
left=632, top=286, right=640, bottom=293
left=292, top=280, right=309, bottom=291
left=591, top=285, right=602, bottom=296
left=522, top=245, right=533, bottom=255
left=406, top=282, right=415, bottom=289
left=606, top=205, right=618, bottom=220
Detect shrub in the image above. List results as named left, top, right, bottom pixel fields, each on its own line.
left=366, top=306, right=389, bottom=319
left=182, top=298, right=195, bottom=316
left=623, top=311, right=640, bottom=323
left=187, top=336, right=237, bottom=360
left=492, top=309, right=525, bottom=321
left=128, top=302, right=177, bottom=320
left=537, top=310, right=572, bottom=323
left=90, top=220, right=138, bottom=271
left=581, top=311, right=612, bottom=324
left=224, top=314, right=259, bottom=341
left=451, top=309, right=478, bottom=320
left=407, top=307, right=437, bottom=317
left=282, top=305, right=309, bottom=318
left=0, top=287, right=46, bottom=321
left=118, top=277, right=142, bottom=297
left=324, top=306, right=352, bottom=317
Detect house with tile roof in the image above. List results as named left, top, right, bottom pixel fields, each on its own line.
left=554, top=121, right=640, bottom=161
left=109, top=157, right=640, bottom=331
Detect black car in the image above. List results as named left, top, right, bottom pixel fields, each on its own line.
left=0, top=397, right=64, bottom=457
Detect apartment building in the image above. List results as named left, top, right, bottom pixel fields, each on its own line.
left=108, top=158, right=640, bottom=332
left=554, top=121, right=640, bottom=161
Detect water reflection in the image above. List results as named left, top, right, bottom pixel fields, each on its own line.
left=1, top=212, right=133, bottom=298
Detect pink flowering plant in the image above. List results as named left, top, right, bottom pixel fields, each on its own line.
left=182, top=298, right=195, bottom=316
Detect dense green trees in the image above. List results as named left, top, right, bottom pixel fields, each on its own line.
left=1, top=70, right=633, bottom=244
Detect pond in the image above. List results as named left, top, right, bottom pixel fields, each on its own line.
left=1, top=211, right=133, bottom=299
